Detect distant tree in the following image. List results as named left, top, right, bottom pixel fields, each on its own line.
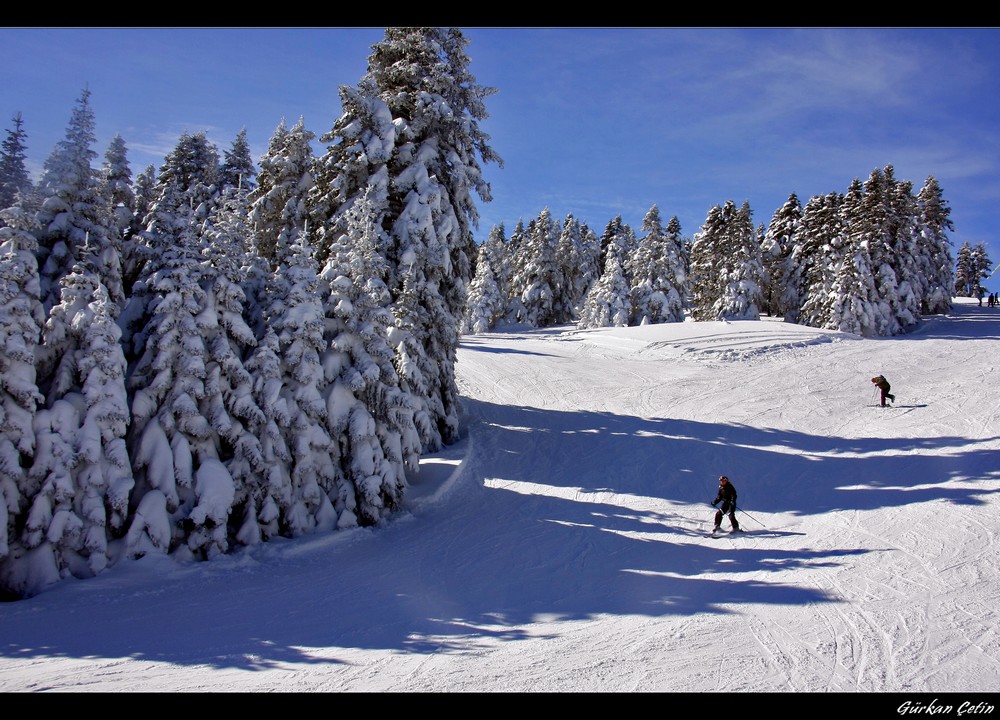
left=121, top=164, right=156, bottom=296
left=628, top=204, right=687, bottom=324
left=517, top=208, right=561, bottom=327
left=555, top=214, right=596, bottom=320
left=464, top=243, right=506, bottom=334
left=954, top=242, right=993, bottom=298
left=0, top=113, right=32, bottom=214
left=578, top=226, right=631, bottom=328
left=915, top=176, right=954, bottom=314
left=762, top=193, right=802, bottom=318
left=219, top=128, right=256, bottom=193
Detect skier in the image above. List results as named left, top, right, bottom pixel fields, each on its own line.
left=711, top=476, right=740, bottom=533
left=871, top=374, right=895, bottom=407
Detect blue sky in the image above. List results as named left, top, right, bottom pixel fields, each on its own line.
left=3, top=27, right=999, bottom=286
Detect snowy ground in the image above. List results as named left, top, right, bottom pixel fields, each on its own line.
left=1, top=298, right=998, bottom=698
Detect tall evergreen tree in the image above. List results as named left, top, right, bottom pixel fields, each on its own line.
left=249, top=118, right=315, bottom=270
left=23, top=263, right=132, bottom=590
left=464, top=243, right=506, bottom=334
left=762, top=193, right=802, bottom=318
left=915, top=176, right=954, bottom=314
left=628, top=204, right=687, bottom=324
left=578, top=231, right=631, bottom=329
left=798, top=193, right=845, bottom=328
left=0, top=113, right=32, bottom=215
left=219, top=128, right=256, bottom=193
left=34, top=88, right=118, bottom=314
left=0, top=207, right=46, bottom=595
left=331, top=27, right=502, bottom=451
left=517, top=208, right=561, bottom=327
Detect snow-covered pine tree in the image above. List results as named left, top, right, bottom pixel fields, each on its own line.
left=23, top=261, right=132, bottom=591
left=762, top=193, right=802, bottom=318
left=578, top=226, right=631, bottom=329
left=480, top=222, right=511, bottom=309
left=34, top=88, right=119, bottom=314
left=517, top=208, right=561, bottom=327
left=463, top=242, right=506, bottom=334
left=254, top=226, right=337, bottom=537
left=100, top=134, right=134, bottom=256
left=504, top=218, right=531, bottom=324
left=882, top=166, right=921, bottom=329
left=360, top=27, right=502, bottom=451
left=122, top=164, right=156, bottom=297
left=715, top=201, right=765, bottom=321
left=119, top=132, right=220, bottom=364
left=0, top=113, right=32, bottom=216
left=219, top=128, right=256, bottom=194
left=0, top=207, right=46, bottom=597
left=827, top=179, right=879, bottom=336
left=690, top=202, right=729, bottom=321
left=915, top=176, right=954, bottom=315
left=554, top=214, right=594, bottom=322
left=627, top=204, right=687, bottom=324
left=249, top=118, right=316, bottom=271
left=319, top=189, right=420, bottom=527
left=197, top=186, right=267, bottom=551
left=857, top=167, right=903, bottom=336
left=798, top=193, right=845, bottom=328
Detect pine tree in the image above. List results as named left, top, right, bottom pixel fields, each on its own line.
left=798, top=193, right=845, bottom=328
left=464, top=243, right=506, bottom=334
left=0, top=207, right=46, bottom=596
left=555, top=214, right=597, bottom=321
left=627, top=204, right=687, bottom=324
left=346, top=27, right=502, bottom=451
left=716, top=201, right=765, bottom=321
left=34, top=88, right=118, bottom=314
left=256, top=227, right=337, bottom=537
left=219, top=128, right=256, bottom=193
left=762, top=193, right=802, bottom=318
left=0, top=113, right=32, bottom=215
left=828, top=179, right=879, bottom=336
left=23, top=265, right=132, bottom=588
left=690, top=202, right=729, bottom=321
left=319, top=190, right=420, bottom=526
left=100, top=134, right=134, bottom=247
left=915, top=176, right=954, bottom=314
left=517, top=208, right=561, bottom=327
left=248, top=118, right=315, bottom=270
left=578, top=226, right=631, bottom=328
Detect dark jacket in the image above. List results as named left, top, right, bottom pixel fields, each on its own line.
left=872, top=375, right=890, bottom=392
left=713, top=482, right=737, bottom=507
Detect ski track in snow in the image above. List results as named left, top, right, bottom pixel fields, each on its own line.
left=0, top=302, right=998, bottom=692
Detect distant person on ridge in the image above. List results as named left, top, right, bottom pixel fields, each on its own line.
left=711, top=476, right=740, bottom=533
left=871, top=375, right=895, bottom=407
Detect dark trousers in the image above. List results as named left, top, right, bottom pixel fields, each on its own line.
left=880, top=388, right=895, bottom=406
left=715, top=501, right=739, bottom=530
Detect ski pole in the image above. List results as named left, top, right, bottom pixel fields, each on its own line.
left=736, top=505, right=767, bottom=528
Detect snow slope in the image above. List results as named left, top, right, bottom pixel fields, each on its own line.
left=1, top=298, right=997, bottom=695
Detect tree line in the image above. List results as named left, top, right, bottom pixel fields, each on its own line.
left=0, top=28, right=498, bottom=599
left=465, top=166, right=974, bottom=339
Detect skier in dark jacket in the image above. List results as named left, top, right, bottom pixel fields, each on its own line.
left=871, top=375, right=895, bottom=407
left=711, top=476, right=740, bottom=533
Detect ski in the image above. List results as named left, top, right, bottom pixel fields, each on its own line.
left=708, top=528, right=745, bottom=538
